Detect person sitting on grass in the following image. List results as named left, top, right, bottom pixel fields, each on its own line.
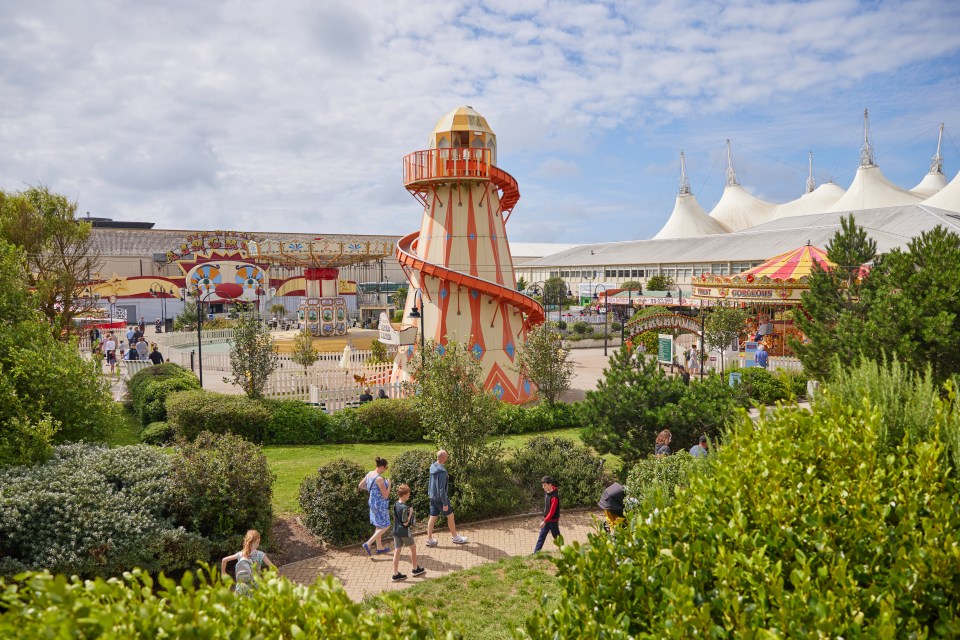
left=391, top=483, right=426, bottom=582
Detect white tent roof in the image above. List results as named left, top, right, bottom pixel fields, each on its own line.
left=826, top=165, right=923, bottom=212
left=653, top=194, right=730, bottom=239
left=921, top=170, right=960, bottom=213
left=911, top=172, right=948, bottom=197
left=708, top=184, right=777, bottom=231
left=772, top=182, right=846, bottom=219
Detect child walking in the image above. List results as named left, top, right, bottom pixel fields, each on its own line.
left=533, top=476, right=561, bottom=553
left=391, top=483, right=425, bottom=582
left=221, top=529, right=274, bottom=595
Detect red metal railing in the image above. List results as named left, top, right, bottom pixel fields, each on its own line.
left=402, top=148, right=520, bottom=214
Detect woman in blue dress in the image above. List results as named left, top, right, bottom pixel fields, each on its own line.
left=358, top=456, right=391, bottom=556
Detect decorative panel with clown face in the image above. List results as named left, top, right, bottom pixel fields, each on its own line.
left=186, top=261, right=266, bottom=301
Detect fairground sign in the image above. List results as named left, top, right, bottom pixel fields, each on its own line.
left=627, top=312, right=702, bottom=338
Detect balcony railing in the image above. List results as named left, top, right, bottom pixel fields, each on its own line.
left=403, top=148, right=494, bottom=186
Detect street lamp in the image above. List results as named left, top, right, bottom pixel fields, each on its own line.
left=592, top=284, right=608, bottom=356
left=620, top=283, right=643, bottom=345
left=182, top=285, right=239, bottom=388
left=109, top=295, right=117, bottom=324
left=407, top=288, right=425, bottom=355
left=149, top=283, right=175, bottom=333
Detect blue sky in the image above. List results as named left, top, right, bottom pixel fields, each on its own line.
left=1, top=0, right=959, bottom=243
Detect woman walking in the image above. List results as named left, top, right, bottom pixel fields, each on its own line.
left=359, top=457, right=392, bottom=556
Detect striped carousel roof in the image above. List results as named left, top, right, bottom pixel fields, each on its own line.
left=740, top=244, right=835, bottom=281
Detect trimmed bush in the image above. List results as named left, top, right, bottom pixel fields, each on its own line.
left=388, top=449, right=436, bottom=525
left=166, top=390, right=272, bottom=443
left=451, top=454, right=523, bottom=523
left=326, top=407, right=361, bottom=444
left=168, top=432, right=275, bottom=557
left=738, top=366, right=791, bottom=405
left=525, top=389, right=960, bottom=636
left=262, top=399, right=330, bottom=445
left=0, top=569, right=447, bottom=638
left=509, top=437, right=611, bottom=511
left=128, top=363, right=199, bottom=426
left=777, top=369, right=808, bottom=399
left=0, top=444, right=207, bottom=578
left=496, top=401, right=586, bottom=434
left=354, top=398, right=426, bottom=442
left=299, top=459, right=369, bottom=546
left=624, top=451, right=705, bottom=513
left=571, top=321, right=590, bottom=335
left=140, top=421, right=174, bottom=445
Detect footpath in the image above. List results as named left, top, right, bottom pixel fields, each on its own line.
left=279, top=510, right=598, bottom=602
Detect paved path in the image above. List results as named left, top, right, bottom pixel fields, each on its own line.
left=279, top=510, right=600, bottom=601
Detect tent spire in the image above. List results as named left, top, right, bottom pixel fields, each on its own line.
left=678, top=151, right=691, bottom=195
left=725, top=139, right=739, bottom=187
left=930, top=123, right=944, bottom=174
left=806, top=151, right=816, bottom=194
left=860, top=108, right=876, bottom=167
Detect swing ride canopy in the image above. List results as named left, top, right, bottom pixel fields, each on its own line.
left=691, top=244, right=835, bottom=306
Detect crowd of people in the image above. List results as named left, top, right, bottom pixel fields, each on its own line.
left=89, top=324, right=165, bottom=377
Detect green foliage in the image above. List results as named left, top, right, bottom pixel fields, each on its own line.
left=737, top=366, right=791, bottom=405
left=508, top=437, right=611, bottom=511
left=354, top=397, right=427, bottom=442
left=411, top=339, right=501, bottom=471
left=495, top=401, right=585, bottom=435
left=227, top=313, right=278, bottom=398
left=582, top=349, right=737, bottom=465
left=525, top=388, right=960, bottom=638
left=555, top=319, right=567, bottom=330
left=571, top=321, right=589, bottom=335
left=645, top=274, right=674, bottom=291
left=450, top=453, right=523, bottom=523
left=543, top=276, right=568, bottom=306
left=388, top=449, right=436, bottom=526
left=0, top=415, right=56, bottom=467
left=299, top=458, right=369, bottom=546
left=128, top=363, right=199, bottom=424
left=139, top=421, right=174, bottom=445
left=173, top=300, right=199, bottom=332
left=269, top=303, right=287, bottom=320
left=0, top=444, right=207, bottom=578
left=290, top=329, right=319, bottom=371
left=624, top=452, right=704, bottom=513
left=369, top=339, right=390, bottom=363
left=169, top=432, right=274, bottom=557
left=513, top=322, right=575, bottom=405
left=0, top=569, right=449, bottom=638
left=262, top=399, right=330, bottom=445
left=166, top=389, right=272, bottom=443
left=703, top=305, right=747, bottom=371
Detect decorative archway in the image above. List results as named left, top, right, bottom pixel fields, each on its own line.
left=625, top=312, right=703, bottom=342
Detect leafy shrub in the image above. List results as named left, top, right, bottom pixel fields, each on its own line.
left=0, top=444, right=206, bottom=578
left=369, top=340, right=390, bottom=363
left=354, top=398, right=426, bottom=442
left=556, top=320, right=567, bottom=330
left=777, top=369, right=808, bottom=399
left=388, top=449, right=436, bottom=525
left=496, top=401, right=586, bottom=434
left=0, top=415, right=56, bottom=467
left=0, top=569, right=446, bottom=638
left=624, top=452, right=705, bottom=513
left=166, top=390, right=272, bottom=443
left=299, top=459, right=369, bottom=546
left=326, top=407, right=361, bottom=443
left=262, top=399, right=330, bottom=445
left=571, top=321, right=589, bottom=335
left=610, top=322, right=622, bottom=332
left=451, top=454, right=524, bottom=523
left=169, top=432, right=274, bottom=556
left=738, top=366, right=791, bottom=405
left=128, top=363, right=199, bottom=426
left=525, top=391, right=960, bottom=637
left=140, top=421, right=174, bottom=445
left=509, top=437, right=611, bottom=511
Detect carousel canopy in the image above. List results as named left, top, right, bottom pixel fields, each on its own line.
left=739, top=243, right=835, bottom=281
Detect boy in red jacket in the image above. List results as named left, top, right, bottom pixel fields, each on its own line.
left=533, top=476, right=561, bottom=553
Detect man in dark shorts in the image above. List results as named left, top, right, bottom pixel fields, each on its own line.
left=425, top=450, right=468, bottom=546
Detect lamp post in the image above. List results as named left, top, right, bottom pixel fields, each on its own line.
left=408, top=288, right=425, bottom=355
left=149, top=283, right=174, bottom=333
left=182, top=285, right=238, bottom=388
left=592, top=284, right=608, bottom=356
left=109, top=295, right=117, bottom=324
left=699, top=302, right=705, bottom=382
left=621, top=283, right=643, bottom=345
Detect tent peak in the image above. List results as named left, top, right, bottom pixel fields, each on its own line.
left=725, top=139, right=739, bottom=187
left=861, top=108, right=876, bottom=168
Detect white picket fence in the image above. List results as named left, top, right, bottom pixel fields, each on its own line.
left=307, top=381, right=405, bottom=413
left=263, top=362, right=396, bottom=401
left=156, top=329, right=235, bottom=349
left=163, top=346, right=380, bottom=374
left=736, top=355, right=804, bottom=373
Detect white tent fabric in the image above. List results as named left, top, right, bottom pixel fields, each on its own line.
left=654, top=194, right=730, bottom=239
left=708, top=184, right=777, bottom=231
left=772, top=182, right=846, bottom=220
left=827, top=165, right=923, bottom=212
left=911, top=172, right=948, bottom=197
left=921, top=170, right=960, bottom=213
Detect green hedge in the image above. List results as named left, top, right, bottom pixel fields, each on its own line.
left=262, top=399, right=331, bottom=445
left=524, top=381, right=960, bottom=636
left=127, top=363, right=200, bottom=426
left=167, top=390, right=272, bottom=443
left=139, top=421, right=174, bottom=445
left=509, top=437, right=611, bottom=511
left=496, top=401, right=586, bottom=435
left=624, top=452, right=706, bottom=513
left=299, top=459, right=369, bottom=546
left=0, top=570, right=448, bottom=638
left=737, top=367, right=792, bottom=405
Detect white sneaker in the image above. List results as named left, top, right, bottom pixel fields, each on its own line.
left=425, top=538, right=438, bottom=547
left=451, top=535, right=468, bottom=544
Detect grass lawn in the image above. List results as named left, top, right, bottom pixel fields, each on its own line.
left=111, top=405, right=142, bottom=447
left=366, top=554, right=560, bottom=639
left=265, top=428, right=590, bottom=514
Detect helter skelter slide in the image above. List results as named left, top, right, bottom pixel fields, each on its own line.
left=394, top=106, right=544, bottom=404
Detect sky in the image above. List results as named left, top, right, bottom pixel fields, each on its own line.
left=2, top=0, right=960, bottom=244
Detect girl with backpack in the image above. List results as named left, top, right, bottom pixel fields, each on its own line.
left=221, top=529, right=274, bottom=595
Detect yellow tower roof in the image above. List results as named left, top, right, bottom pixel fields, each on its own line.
left=429, top=106, right=496, bottom=145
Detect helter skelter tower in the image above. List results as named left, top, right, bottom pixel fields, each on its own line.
left=395, top=106, right=544, bottom=403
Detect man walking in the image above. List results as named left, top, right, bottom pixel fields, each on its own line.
left=425, top=450, right=468, bottom=547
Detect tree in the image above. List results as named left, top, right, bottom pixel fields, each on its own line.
left=704, top=305, right=747, bottom=373
left=793, top=215, right=878, bottom=381
left=408, top=338, right=501, bottom=471
left=646, top=274, right=674, bottom=291
left=174, top=300, right=199, bottom=332
left=290, top=330, right=319, bottom=373
left=227, top=314, right=278, bottom=399
left=516, top=276, right=528, bottom=292
left=621, top=280, right=644, bottom=291
left=269, top=303, right=287, bottom=322
left=369, top=339, right=391, bottom=364
left=544, top=276, right=568, bottom=308
left=0, top=185, right=103, bottom=341
left=513, top=322, right=574, bottom=405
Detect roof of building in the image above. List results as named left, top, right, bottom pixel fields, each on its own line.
left=521, top=204, right=960, bottom=268
left=709, top=184, right=777, bottom=231
left=921, top=170, right=960, bottom=212
left=653, top=193, right=730, bottom=239
left=912, top=171, right=948, bottom=197
left=772, top=182, right=846, bottom=220
left=826, top=165, right=924, bottom=212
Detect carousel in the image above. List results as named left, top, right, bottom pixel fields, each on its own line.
left=691, top=243, right=835, bottom=356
